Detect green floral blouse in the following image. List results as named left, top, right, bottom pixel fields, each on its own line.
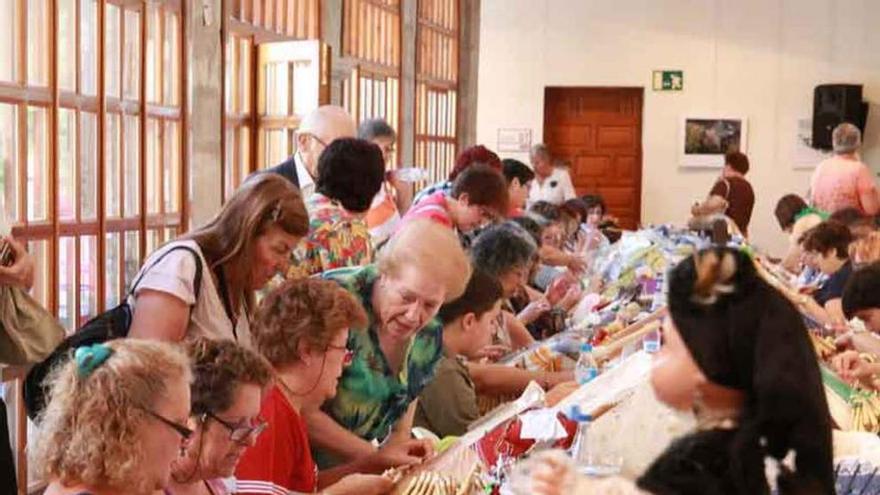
left=320, top=264, right=444, bottom=442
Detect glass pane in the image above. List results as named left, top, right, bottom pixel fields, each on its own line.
left=239, top=38, right=251, bottom=113
left=146, top=229, right=161, bottom=256
left=27, top=107, right=49, bottom=222
left=264, top=129, right=288, bottom=168
left=27, top=0, right=48, bottom=85
left=105, top=232, right=121, bottom=307
left=265, top=62, right=289, bottom=115
left=123, top=230, right=139, bottom=291
left=57, top=109, right=77, bottom=221
left=164, top=227, right=177, bottom=243
left=105, top=114, right=121, bottom=217
left=123, top=115, right=140, bottom=217
left=81, top=112, right=98, bottom=219
left=0, top=104, right=17, bottom=222
left=105, top=4, right=121, bottom=97
left=145, top=6, right=160, bottom=103
left=163, top=120, right=179, bottom=212
left=57, top=0, right=76, bottom=91
left=0, top=0, right=17, bottom=82
left=240, top=126, right=251, bottom=181
left=292, top=60, right=317, bottom=116
left=123, top=9, right=141, bottom=100
left=224, top=37, right=233, bottom=113
left=58, top=236, right=75, bottom=331
left=28, top=239, right=50, bottom=308
left=163, top=12, right=179, bottom=106
left=80, top=235, right=98, bottom=322
left=224, top=126, right=234, bottom=200
left=81, top=0, right=98, bottom=95
left=145, top=118, right=160, bottom=214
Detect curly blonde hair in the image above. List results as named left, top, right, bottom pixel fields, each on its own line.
left=31, top=339, right=191, bottom=494
left=252, top=278, right=368, bottom=367
left=378, top=219, right=472, bottom=302
left=186, top=337, right=273, bottom=415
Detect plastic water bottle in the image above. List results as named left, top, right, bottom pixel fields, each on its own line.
left=568, top=406, right=592, bottom=465
left=392, top=167, right=429, bottom=183
left=575, top=343, right=599, bottom=385
left=568, top=406, right=624, bottom=477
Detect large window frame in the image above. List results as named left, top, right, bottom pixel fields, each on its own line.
left=0, top=0, right=187, bottom=331
left=414, top=0, right=458, bottom=183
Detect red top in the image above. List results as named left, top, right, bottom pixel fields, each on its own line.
left=396, top=191, right=454, bottom=232
left=235, top=386, right=318, bottom=494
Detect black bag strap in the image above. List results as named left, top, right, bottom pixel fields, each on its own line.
left=128, top=244, right=204, bottom=305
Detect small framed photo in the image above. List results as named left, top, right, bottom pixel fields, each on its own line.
left=679, top=116, right=748, bottom=168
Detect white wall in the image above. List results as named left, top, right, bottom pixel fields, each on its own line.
left=477, top=0, right=880, bottom=255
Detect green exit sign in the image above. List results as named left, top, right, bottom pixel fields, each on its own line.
left=652, top=70, right=683, bottom=91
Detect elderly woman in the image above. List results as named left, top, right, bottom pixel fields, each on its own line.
left=525, top=248, right=833, bottom=494
left=32, top=340, right=192, bottom=495
left=162, top=338, right=273, bottom=495
left=128, top=173, right=309, bottom=346
left=237, top=278, right=400, bottom=495
left=303, top=220, right=471, bottom=467
left=810, top=123, right=879, bottom=216
left=360, top=119, right=413, bottom=245
left=288, top=138, right=385, bottom=278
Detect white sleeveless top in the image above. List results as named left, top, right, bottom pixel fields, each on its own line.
left=126, top=240, right=253, bottom=349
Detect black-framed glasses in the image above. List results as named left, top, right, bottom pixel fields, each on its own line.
left=140, top=407, right=194, bottom=440
left=326, top=343, right=354, bottom=366
left=309, top=133, right=329, bottom=148
left=205, top=411, right=268, bottom=444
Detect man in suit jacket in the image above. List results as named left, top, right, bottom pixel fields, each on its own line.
left=263, top=105, right=357, bottom=199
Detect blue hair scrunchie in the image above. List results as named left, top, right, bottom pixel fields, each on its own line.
left=75, top=343, right=114, bottom=378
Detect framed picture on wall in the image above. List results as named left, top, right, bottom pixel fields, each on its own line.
left=679, top=116, right=748, bottom=167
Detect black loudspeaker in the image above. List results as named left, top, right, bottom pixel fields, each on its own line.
left=812, top=84, right=869, bottom=150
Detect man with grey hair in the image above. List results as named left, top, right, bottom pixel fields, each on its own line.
left=810, top=123, right=878, bottom=215
left=262, top=105, right=357, bottom=198
left=528, top=143, right=576, bottom=206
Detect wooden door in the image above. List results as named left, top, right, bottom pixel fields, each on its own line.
left=543, top=87, right=643, bottom=229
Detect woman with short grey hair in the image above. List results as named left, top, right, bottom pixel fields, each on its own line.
left=809, top=122, right=878, bottom=215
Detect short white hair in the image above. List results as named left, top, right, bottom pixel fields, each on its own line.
left=832, top=123, right=861, bottom=154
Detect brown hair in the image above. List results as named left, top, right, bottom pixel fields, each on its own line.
left=774, top=194, right=809, bottom=231
left=725, top=151, right=750, bottom=174
left=31, top=340, right=191, bottom=494
left=801, top=221, right=853, bottom=259
left=451, top=163, right=509, bottom=217
left=850, top=232, right=880, bottom=266
left=251, top=278, right=368, bottom=368
left=184, top=173, right=309, bottom=313
left=378, top=219, right=472, bottom=302
left=186, top=337, right=273, bottom=415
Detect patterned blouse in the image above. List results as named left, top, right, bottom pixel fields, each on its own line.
left=287, top=193, right=373, bottom=279
left=320, top=264, right=444, bottom=442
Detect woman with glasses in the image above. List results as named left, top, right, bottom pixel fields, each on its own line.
left=236, top=278, right=396, bottom=495
left=303, top=220, right=471, bottom=469
left=161, top=338, right=273, bottom=495
left=32, top=340, right=191, bottom=495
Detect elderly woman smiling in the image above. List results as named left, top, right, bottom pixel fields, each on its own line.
left=304, top=219, right=472, bottom=467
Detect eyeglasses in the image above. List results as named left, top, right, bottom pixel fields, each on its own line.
left=326, top=343, right=354, bottom=366
left=205, top=411, right=268, bottom=444
left=309, top=134, right=329, bottom=148
left=140, top=407, right=194, bottom=440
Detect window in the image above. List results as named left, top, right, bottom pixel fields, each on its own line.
left=222, top=0, right=323, bottom=200
left=415, top=0, right=458, bottom=183
left=3, top=0, right=186, bottom=331
left=341, top=0, right=401, bottom=166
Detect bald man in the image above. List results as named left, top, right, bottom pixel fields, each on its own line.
left=264, top=105, right=356, bottom=198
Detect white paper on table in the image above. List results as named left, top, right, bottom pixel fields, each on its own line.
left=518, top=409, right=569, bottom=441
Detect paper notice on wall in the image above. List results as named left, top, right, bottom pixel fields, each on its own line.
left=794, top=118, right=832, bottom=169
left=497, top=128, right=532, bottom=153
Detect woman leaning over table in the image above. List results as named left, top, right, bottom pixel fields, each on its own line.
left=304, top=219, right=471, bottom=468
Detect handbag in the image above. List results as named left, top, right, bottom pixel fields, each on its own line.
left=23, top=244, right=203, bottom=419
left=0, top=285, right=65, bottom=366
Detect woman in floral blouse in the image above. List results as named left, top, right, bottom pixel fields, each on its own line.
left=288, top=138, right=386, bottom=279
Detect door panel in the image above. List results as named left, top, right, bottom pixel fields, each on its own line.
left=543, top=87, right=643, bottom=229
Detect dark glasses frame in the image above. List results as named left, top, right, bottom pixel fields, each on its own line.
left=326, top=343, right=354, bottom=365
left=205, top=411, right=268, bottom=443
left=139, top=407, right=194, bottom=440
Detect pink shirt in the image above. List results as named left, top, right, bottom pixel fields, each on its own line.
left=396, top=191, right=454, bottom=232
left=810, top=156, right=877, bottom=214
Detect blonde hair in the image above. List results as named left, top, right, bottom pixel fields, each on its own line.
left=378, top=219, right=472, bottom=302
left=31, top=340, right=191, bottom=494
left=185, top=173, right=309, bottom=312
left=252, top=278, right=367, bottom=367
left=851, top=232, right=880, bottom=265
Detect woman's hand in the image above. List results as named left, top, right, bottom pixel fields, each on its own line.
left=473, top=344, right=511, bottom=362
left=557, top=285, right=583, bottom=312
left=324, top=474, right=394, bottom=495
left=372, top=438, right=434, bottom=470
left=545, top=275, right=575, bottom=306
left=0, top=236, right=35, bottom=289
left=517, top=299, right=552, bottom=325
left=832, top=351, right=880, bottom=385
